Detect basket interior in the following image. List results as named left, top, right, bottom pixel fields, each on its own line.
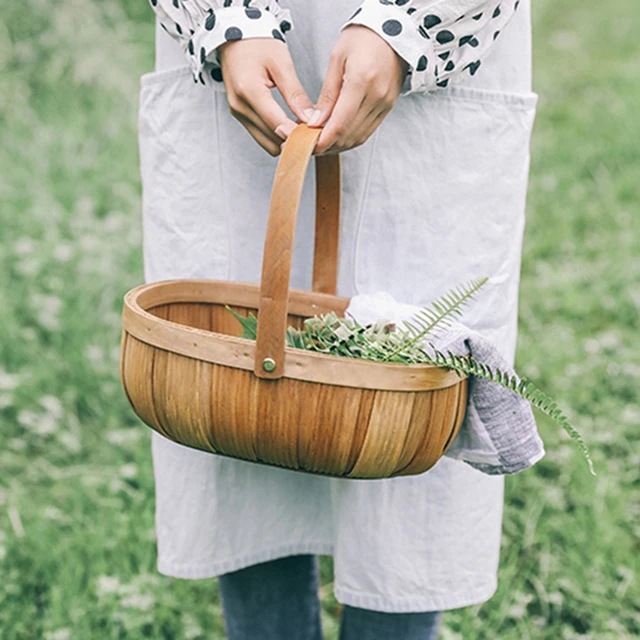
left=148, top=302, right=311, bottom=339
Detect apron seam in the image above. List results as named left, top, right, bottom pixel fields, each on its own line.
left=333, top=579, right=498, bottom=613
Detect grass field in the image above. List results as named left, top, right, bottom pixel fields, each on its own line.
left=0, top=1, right=638, bottom=638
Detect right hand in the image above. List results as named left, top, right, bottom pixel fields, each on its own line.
left=219, top=39, right=318, bottom=156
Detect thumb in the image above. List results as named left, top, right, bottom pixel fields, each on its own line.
left=310, top=51, right=345, bottom=127
left=269, top=58, right=314, bottom=124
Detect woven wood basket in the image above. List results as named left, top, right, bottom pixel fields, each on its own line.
left=120, top=125, right=467, bottom=479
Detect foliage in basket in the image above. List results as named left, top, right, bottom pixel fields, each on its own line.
left=227, top=278, right=594, bottom=474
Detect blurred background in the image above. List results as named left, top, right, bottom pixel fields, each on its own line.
left=0, top=0, right=638, bottom=638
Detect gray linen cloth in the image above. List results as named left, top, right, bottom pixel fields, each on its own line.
left=429, top=321, right=545, bottom=475
left=345, top=293, right=545, bottom=475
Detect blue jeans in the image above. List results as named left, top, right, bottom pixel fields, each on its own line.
left=218, top=554, right=442, bottom=640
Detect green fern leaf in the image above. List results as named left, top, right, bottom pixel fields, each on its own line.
left=380, top=277, right=488, bottom=362
left=425, top=346, right=595, bottom=476
left=225, top=306, right=258, bottom=340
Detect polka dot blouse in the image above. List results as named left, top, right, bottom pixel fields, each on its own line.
left=150, top=0, right=520, bottom=93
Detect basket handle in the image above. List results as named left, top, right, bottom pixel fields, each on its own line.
left=254, top=124, right=341, bottom=379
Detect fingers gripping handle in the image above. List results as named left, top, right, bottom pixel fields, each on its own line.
left=254, top=125, right=341, bottom=379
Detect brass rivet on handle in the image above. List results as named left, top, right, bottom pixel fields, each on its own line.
left=262, top=358, right=276, bottom=373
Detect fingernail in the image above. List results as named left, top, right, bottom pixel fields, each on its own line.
left=307, top=109, right=323, bottom=127
left=275, top=121, right=296, bottom=139
left=302, top=108, right=315, bottom=122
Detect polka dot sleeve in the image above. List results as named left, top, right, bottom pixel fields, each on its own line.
left=342, top=0, right=521, bottom=94
left=148, top=0, right=293, bottom=86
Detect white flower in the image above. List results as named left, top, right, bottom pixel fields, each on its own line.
left=9, top=438, right=27, bottom=451
left=96, top=575, right=121, bottom=597
left=53, top=244, right=74, bottom=262
left=44, top=629, right=71, bottom=640
left=0, top=369, right=20, bottom=391
left=183, top=613, right=203, bottom=639
left=120, top=594, right=154, bottom=611
left=119, top=464, right=137, bottom=479
left=43, top=506, right=66, bottom=522
left=14, top=237, right=36, bottom=255
left=30, top=294, right=63, bottom=331
left=40, top=395, right=64, bottom=420
left=85, top=345, right=104, bottom=364
left=106, top=429, right=143, bottom=446
left=584, top=338, right=600, bottom=354
left=18, top=410, right=57, bottom=436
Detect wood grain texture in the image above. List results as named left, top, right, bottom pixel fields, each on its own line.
left=347, top=391, right=415, bottom=478
left=121, top=335, right=172, bottom=442
left=312, top=154, right=341, bottom=295
left=297, top=384, right=363, bottom=475
left=394, top=382, right=464, bottom=476
left=209, top=366, right=258, bottom=460
left=254, top=377, right=303, bottom=468
left=394, top=392, right=434, bottom=472
left=118, top=123, right=469, bottom=480
left=255, top=126, right=332, bottom=379
left=120, top=293, right=470, bottom=479
left=123, top=287, right=462, bottom=392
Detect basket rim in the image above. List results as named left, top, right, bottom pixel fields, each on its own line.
left=122, top=279, right=465, bottom=392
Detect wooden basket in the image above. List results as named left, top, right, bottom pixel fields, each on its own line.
left=120, top=125, right=467, bottom=479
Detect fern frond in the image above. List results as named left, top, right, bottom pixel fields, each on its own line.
left=225, top=282, right=594, bottom=475
left=380, top=277, right=488, bottom=362
left=422, top=343, right=595, bottom=475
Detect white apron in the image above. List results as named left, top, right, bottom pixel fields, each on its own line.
left=140, top=0, right=538, bottom=613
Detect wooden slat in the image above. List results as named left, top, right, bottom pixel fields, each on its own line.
left=195, top=361, right=216, bottom=453
left=345, top=389, right=376, bottom=474
left=347, top=391, right=416, bottom=478
left=393, top=391, right=433, bottom=473
left=119, top=332, right=134, bottom=409
left=395, top=385, right=460, bottom=476
left=209, top=366, right=258, bottom=461
left=122, top=335, right=172, bottom=441
left=254, top=378, right=302, bottom=468
left=148, top=304, right=171, bottom=320
left=212, top=303, right=250, bottom=337
left=297, top=384, right=362, bottom=475
left=441, top=378, right=468, bottom=454
left=287, top=314, right=306, bottom=330
left=151, top=349, right=177, bottom=443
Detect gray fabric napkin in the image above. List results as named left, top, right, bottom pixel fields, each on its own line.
left=345, top=293, right=545, bottom=475
left=431, top=321, right=545, bottom=475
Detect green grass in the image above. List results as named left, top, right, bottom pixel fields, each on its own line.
left=0, top=0, right=638, bottom=638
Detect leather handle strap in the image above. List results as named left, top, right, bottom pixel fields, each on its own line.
left=254, top=124, right=341, bottom=379
left=313, top=153, right=341, bottom=295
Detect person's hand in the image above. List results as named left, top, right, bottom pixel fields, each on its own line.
left=310, top=25, right=408, bottom=155
left=219, top=39, right=316, bottom=156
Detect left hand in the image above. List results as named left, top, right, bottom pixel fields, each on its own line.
left=310, top=25, right=408, bottom=155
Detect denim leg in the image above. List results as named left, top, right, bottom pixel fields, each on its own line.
left=339, top=605, right=442, bottom=640
left=218, top=554, right=323, bottom=640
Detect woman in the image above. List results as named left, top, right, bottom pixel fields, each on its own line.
left=140, top=0, right=537, bottom=637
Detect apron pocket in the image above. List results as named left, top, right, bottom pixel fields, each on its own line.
left=138, top=66, right=230, bottom=283
left=352, top=86, right=538, bottom=361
